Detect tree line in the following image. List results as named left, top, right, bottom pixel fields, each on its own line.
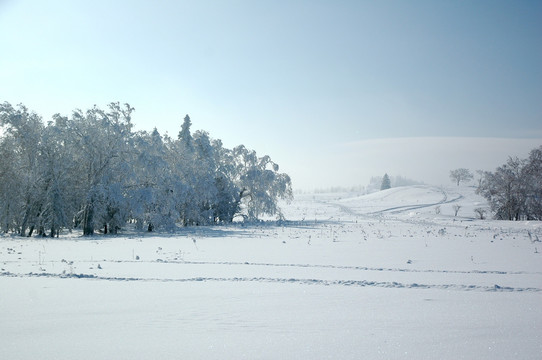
left=0, top=102, right=293, bottom=237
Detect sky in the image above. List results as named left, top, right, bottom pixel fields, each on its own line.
left=1, top=0, right=541, bottom=191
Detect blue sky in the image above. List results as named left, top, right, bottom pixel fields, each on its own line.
left=1, top=0, right=541, bottom=190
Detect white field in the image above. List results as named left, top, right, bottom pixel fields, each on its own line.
left=1, top=185, right=541, bottom=359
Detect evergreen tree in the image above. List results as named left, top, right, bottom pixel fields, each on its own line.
left=178, top=114, right=193, bottom=151
left=380, top=173, right=391, bottom=190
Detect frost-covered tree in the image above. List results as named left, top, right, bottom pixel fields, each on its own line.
left=131, top=128, right=179, bottom=231
left=477, top=146, right=542, bottom=220
left=37, top=117, right=78, bottom=237
left=212, top=139, right=241, bottom=223
left=192, top=130, right=221, bottom=224
left=0, top=102, right=44, bottom=235
left=232, top=145, right=293, bottom=220
left=172, top=116, right=201, bottom=226
left=477, top=158, right=524, bottom=220
left=521, top=146, right=542, bottom=220
left=0, top=134, right=21, bottom=233
left=380, top=173, right=391, bottom=190
left=449, top=168, right=473, bottom=186
left=178, top=114, right=193, bottom=151
left=0, top=104, right=79, bottom=236
left=69, top=103, right=135, bottom=235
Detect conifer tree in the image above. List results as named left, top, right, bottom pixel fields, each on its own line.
left=380, top=173, right=391, bottom=190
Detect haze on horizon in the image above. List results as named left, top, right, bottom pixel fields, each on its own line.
left=1, top=0, right=540, bottom=190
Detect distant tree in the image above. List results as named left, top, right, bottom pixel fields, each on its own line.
left=392, top=175, right=423, bottom=187
left=449, top=168, right=473, bottom=186
left=474, top=207, right=486, bottom=219
left=380, top=173, right=391, bottom=190
left=453, top=204, right=462, bottom=217
left=366, top=176, right=383, bottom=193
left=475, top=169, right=485, bottom=188
left=366, top=174, right=422, bottom=193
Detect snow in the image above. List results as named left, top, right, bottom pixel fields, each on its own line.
left=1, top=185, right=541, bottom=359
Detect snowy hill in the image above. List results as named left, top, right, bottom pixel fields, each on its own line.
left=287, top=184, right=488, bottom=221
left=337, top=184, right=487, bottom=218
left=1, top=185, right=541, bottom=359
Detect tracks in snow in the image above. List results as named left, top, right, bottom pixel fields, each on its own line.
left=328, top=186, right=463, bottom=218
left=152, top=260, right=541, bottom=276
left=1, top=270, right=540, bottom=293
left=2, top=259, right=541, bottom=293
left=4, top=258, right=538, bottom=275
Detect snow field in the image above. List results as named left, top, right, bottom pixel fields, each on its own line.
left=1, top=185, right=541, bottom=359
left=2, top=277, right=540, bottom=360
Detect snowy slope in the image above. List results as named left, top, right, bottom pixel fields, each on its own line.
left=1, top=185, right=541, bottom=359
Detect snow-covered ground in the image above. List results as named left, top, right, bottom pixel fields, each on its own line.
left=1, top=185, right=541, bottom=359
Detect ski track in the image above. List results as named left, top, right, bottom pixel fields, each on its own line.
left=328, top=186, right=462, bottom=217
left=1, top=270, right=540, bottom=293
left=323, top=187, right=528, bottom=231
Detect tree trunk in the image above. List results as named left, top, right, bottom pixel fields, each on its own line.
left=4, top=203, right=10, bottom=234
left=83, top=203, right=95, bottom=236
left=20, top=208, right=30, bottom=236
